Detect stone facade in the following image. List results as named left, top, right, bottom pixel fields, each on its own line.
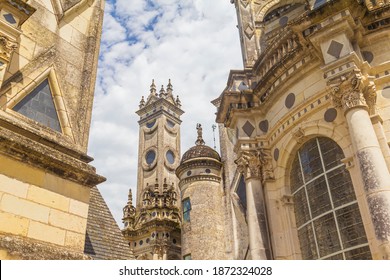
left=0, top=0, right=129, bottom=260
left=122, top=80, right=183, bottom=260
left=207, top=0, right=390, bottom=260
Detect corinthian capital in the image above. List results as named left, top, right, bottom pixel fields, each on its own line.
left=0, top=35, right=18, bottom=62
left=235, top=149, right=275, bottom=182
left=327, top=69, right=375, bottom=112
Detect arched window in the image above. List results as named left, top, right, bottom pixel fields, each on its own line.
left=290, top=137, right=371, bottom=259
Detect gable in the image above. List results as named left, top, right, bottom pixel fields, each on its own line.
left=13, top=79, right=62, bottom=132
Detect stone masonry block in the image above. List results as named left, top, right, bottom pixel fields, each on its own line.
left=64, top=230, right=85, bottom=250
left=0, top=193, right=50, bottom=223
left=49, top=208, right=86, bottom=234
left=0, top=174, right=29, bottom=198
left=28, top=221, right=66, bottom=246
left=27, top=185, right=70, bottom=212
left=69, top=199, right=89, bottom=218
left=0, top=211, right=29, bottom=236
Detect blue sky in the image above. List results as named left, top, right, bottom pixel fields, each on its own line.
left=88, top=0, right=242, bottom=225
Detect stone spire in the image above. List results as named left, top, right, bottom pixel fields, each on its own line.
left=127, top=189, right=133, bottom=207
left=150, top=79, right=157, bottom=96
left=159, top=85, right=165, bottom=97
left=139, top=96, right=145, bottom=108
left=176, top=95, right=181, bottom=107
left=195, top=123, right=205, bottom=146
left=166, top=79, right=173, bottom=96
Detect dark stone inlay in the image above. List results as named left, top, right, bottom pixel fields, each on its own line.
left=382, top=86, right=390, bottom=99
left=13, top=79, right=61, bottom=132
left=242, top=121, right=255, bottom=137
left=274, top=148, right=280, bottom=161
left=3, top=13, right=17, bottom=24
left=324, top=108, right=337, bottom=122
left=285, top=93, right=296, bottom=109
left=279, top=16, right=288, bottom=27
left=327, top=40, right=344, bottom=58
left=259, top=120, right=269, bottom=133
left=362, top=51, right=374, bottom=63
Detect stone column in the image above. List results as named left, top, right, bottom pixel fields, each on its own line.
left=329, top=70, right=390, bottom=259
left=236, top=150, right=272, bottom=259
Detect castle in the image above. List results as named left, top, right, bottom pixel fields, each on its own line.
left=1, top=0, right=390, bottom=260
left=124, top=0, right=390, bottom=260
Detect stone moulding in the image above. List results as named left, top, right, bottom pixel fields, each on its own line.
left=0, top=125, right=105, bottom=186
left=0, top=233, right=91, bottom=260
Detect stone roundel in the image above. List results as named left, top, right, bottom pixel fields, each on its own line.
left=274, top=148, right=280, bottom=161
left=324, top=108, right=337, bottom=122
left=259, top=120, right=269, bottom=133
left=279, top=16, right=288, bottom=27
left=285, top=93, right=296, bottom=109
left=362, top=51, right=374, bottom=64
left=382, top=86, right=390, bottom=99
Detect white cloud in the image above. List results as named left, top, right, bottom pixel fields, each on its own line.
left=89, top=0, right=242, bottom=225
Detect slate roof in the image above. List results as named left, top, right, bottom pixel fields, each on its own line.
left=84, top=186, right=134, bottom=260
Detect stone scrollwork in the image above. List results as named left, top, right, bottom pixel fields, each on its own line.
left=0, top=35, right=18, bottom=62
left=328, top=69, right=376, bottom=113
left=235, top=148, right=275, bottom=182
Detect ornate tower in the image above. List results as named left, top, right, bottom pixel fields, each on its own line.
left=176, top=124, right=225, bottom=260
left=122, top=80, right=184, bottom=260
left=135, top=79, right=184, bottom=206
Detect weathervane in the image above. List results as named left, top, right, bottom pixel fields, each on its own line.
left=212, top=124, right=217, bottom=150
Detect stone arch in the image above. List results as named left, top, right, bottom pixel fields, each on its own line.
left=279, top=122, right=353, bottom=189
left=256, top=0, right=307, bottom=22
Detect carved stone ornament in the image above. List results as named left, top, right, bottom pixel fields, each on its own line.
left=0, top=35, right=18, bottom=62
left=235, top=149, right=275, bottom=181
left=240, top=0, right=249, bottom=7
left=292, top=127, right=305, bottom=144
left=327, top=69, right=375, bottom=112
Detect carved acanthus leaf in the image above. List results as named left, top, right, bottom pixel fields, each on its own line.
left=0, top=35, right=18, bottom=62
left=235, top=148, right=274, bottom=181
left=327, top=69, right=373, bottom=112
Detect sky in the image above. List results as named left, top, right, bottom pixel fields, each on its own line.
left=88, top=0, right=243, bottom=226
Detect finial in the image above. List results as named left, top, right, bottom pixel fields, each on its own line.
left=154, top=178, right=159, bottom=192
left=167, top=79, right=173, bottom=94
left=163, top=178, right=168, bottom=192
left=195, top=123, right=205, bottom=146
left=128, top=189, right=133, bottom=207
left=159, top=85, right=165, bottom=97
left=175, top=95, right=181, bottom=107
left=139, top=96, right=145, bottom=108
left=150, top=79, right=157, bottom=96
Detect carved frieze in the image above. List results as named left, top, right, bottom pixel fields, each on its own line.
left=0, top=35, right=18, bottom=62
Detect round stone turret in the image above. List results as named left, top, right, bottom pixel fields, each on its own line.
left=176, top=124, right=226, bottom=260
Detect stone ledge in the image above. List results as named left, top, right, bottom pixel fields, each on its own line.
left=0, top=125, right=105, bottom=187
left=0, top=233, right=91, bottom=260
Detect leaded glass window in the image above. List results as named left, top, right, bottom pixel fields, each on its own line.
left=183, top=198, right=191, bottom=223
left=290, top=137, right=371, bottom=260
left=13, top=79, right=61, bottom=132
